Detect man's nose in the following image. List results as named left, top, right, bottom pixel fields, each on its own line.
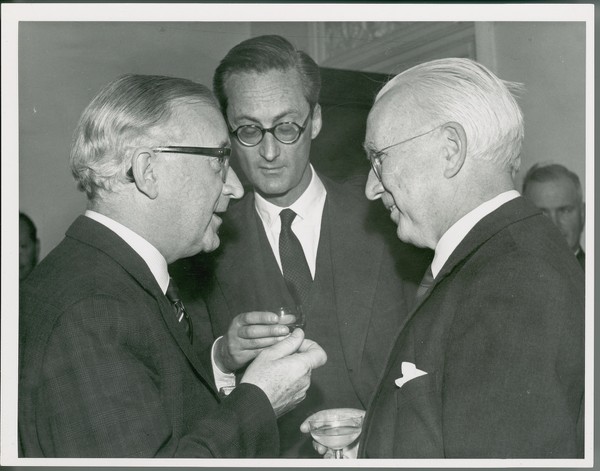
left=546, top=210, right=560, bottom=227
left=258, top=132, right=280, bottom=161
left=223, top=168, right=244, bottom=200
left=365, top=169, right=384, bottom=201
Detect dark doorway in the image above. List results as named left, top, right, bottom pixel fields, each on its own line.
left=311, top=67, right=391, bottom=182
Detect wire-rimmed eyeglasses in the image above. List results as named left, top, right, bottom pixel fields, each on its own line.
left=126, top=146, right=231, bottom=183
left=366, top=124, right=444, bottom=181
left=229, top=113, right=311, bottom=147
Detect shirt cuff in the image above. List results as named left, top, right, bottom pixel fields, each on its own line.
left=211, top=336, right=236, bottom=391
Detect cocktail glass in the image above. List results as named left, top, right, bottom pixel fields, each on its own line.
left=308, top=408, right=365, bottom=459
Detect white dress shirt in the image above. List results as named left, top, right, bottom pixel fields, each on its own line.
left=85, top=210, right=170, bottom=293
left=84, top=210, right=235, bottom=390
left=254, top=165, right=327, bottom=278
left=431, top=191, right=520, bottom=278
left=210, top=166, right=329, bottom=393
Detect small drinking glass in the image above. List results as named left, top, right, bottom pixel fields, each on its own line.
left=308, top=408, right=365, bottom=459
left=275, top=305, right=305, bottom=331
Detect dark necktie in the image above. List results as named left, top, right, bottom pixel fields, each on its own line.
left=279, top=208, right=312, bottom=306
left=166, top=278, right=193, bottom=344
left=415, top=265, right=435, bottom=305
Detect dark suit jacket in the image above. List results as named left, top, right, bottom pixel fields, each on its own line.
left=19, top=216, right=278, bottom=458
left=170, top=174, right=431, bottom=456
left=360, top=197, right=585, bottom=458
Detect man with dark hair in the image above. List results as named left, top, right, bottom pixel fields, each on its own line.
left=19, top=212, right=40, bottom=281
left=522, top=163, right=585, bottom=269
left=19, top=74, right=327, bottom=457
left=172, top=35, right=429, bottom=457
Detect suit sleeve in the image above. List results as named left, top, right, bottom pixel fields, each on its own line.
left=441, top=252, right=584, bottom=457
left=34, top=294, right=278, bottom=458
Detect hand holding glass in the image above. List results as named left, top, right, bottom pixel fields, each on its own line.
left=308, top=408, right=365, bottom=459
left=275, top=306, right=305, bottom=331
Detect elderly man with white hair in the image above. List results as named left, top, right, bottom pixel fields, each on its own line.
left=358, top=58, right=584, bottom=458
left=304, top=58, right=584, bottom=459
left=19, top=74, right=327, bottom=458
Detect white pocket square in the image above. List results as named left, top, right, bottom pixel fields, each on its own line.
left=395, top=361, right=428, bottom=388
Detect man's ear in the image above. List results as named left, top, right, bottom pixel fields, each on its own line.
left=130, top=147, right=159, bottom=199
left=441, top=121, right=467, bottom=179
left=310, top=104, right=322, bottom=140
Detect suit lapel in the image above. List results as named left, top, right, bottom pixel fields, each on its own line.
left=382, top=197, right=541, bottom=370
left=66, top=216, right=217, bottom=393
left=323, top=179, right=382, bottom=377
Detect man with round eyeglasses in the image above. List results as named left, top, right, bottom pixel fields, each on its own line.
left=169, top=35, right=430, bottom=458
left=18, top=74, right=328, bottom=457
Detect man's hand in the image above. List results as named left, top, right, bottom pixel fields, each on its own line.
left=241, top=328, right=327, bottom=417
left=214, top=311, right=291, bottom=373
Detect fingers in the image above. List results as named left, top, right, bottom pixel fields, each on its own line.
left=237, top=323, right=290, bottom=341
left=258, top=328, right=305, bottom=361
left=295, top=338, right=327, bottom=369
left=299, top=418, right=311, bottom=433
left=232, top=311, right=290, bottom=343
left=313, top=441, right=329, bottom=456
left=237, top=311, right=280, bottom=326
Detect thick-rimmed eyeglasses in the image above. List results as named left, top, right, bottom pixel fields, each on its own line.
left=126, top=146, right=231, bottom=183
left=229, top=113, right=311, bottom=147
left=367, top=124, right=444, bottom=181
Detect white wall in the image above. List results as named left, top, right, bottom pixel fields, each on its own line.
left=493, top=22, right=586, bottom=192
left=477, top=22, right=586, bottom=247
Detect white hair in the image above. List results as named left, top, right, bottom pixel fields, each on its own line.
left=70, top=74, right=217, bottom=200
left=376, top=58, right=525, bottom=174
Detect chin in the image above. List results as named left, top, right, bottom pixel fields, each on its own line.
left=203, top=236, right=221, bottom=254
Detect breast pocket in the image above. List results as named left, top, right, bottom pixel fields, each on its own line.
left=394, top=369, right=441, bottom=408
left=393, top=369, right=443, bottom=457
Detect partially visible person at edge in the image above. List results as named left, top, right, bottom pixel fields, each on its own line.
left=19, top=74, right=327, bottom=457
left=523, top=163, right=585, bottom=270
left=19, top=212, right=40, bottom=281
left=170, top=34, right=431, bottom=457
left=302, top=57, right=584, bottom=458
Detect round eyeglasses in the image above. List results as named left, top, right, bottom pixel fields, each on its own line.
left=229, top=113, right=311, bottom=147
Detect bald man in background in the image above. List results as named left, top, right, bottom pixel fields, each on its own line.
left=522, top=163, right=585, bottom=270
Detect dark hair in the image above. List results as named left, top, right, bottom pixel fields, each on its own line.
left=213, top=35, right=321, bottom=113
left=19, top=212, right=37, bottom=241
left=522, top=163, right=582, bottom=200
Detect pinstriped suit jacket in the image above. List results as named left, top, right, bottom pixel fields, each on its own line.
left=19, top=216, right=279, bottom=457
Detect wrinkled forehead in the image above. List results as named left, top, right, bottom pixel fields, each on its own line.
left=163, top=102, right=228, bottom=142
left=224, top=69, right=309, bottom=116
left=366, top=89, right=417, bottom=146
left=528, top=177, right=581, bottom=204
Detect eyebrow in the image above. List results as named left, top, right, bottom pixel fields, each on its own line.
left=232, top=109, right=306, bottom=126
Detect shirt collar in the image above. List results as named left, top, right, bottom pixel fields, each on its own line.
left=254, top=165, right=326, bottom=225
left=431, top=190, right=520, bottom=278
left=84, top=210, right=170, bottom=294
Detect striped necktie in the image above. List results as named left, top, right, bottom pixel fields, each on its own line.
left=166, top=278, right=193, bottom=344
